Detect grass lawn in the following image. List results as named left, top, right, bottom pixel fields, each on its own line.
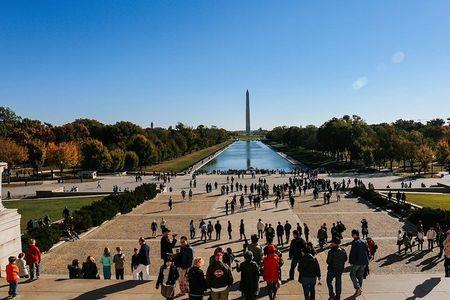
left=3, top=196, right=104, bottom=232
left=145, top=140, right=233, bottom=173
left=405, top=193, right=450, bottom=210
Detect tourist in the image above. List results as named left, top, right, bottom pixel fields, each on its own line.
left=156, top=255, right=179, bottom=300
left=299, top=244, right=321, bottom=300
left=6, top=256, right=19, bottom=298
left=366, top=237, right=377, bottom=260
left=223, top=248, right=235, bottom=268
left=189, top=220, right=196, bottom=239
left=361, top=219, right=369, bottom=239
left=133, top=237, right=150, bottom=280
left=247, top=234, right=263, bottom=266
left=151, top=219, right=158, bottom=237
left=349, top=229, right=370, bottom=297
left=265, top=224, right=275, bottom=244
left=206, top=252, right=234, bottom=300
left=207, top=221, right=214, bottom=240
left=188, top=257, right=207, bottom=300
left=200, top=220, right=207, bottom=242
left=82, top=256, right=99, bottom=279
left=437, top=227, right=446, bottom=258
left=16, top=253, right=29, bottom=279
left=276, top=222, right=284, bottom=246
left=225, top=200, right=229, bottom=215
left=326, top=237, right=347, bottom=300
left=317, top=225, right=327, bottom=249
left=67, top=259, right=82, bottom=279
left=131, top=248, right=142, bottom=280
left=113, top=247, right=125, bottom=280
left=236, top=251, right=260, bottom=300
left=177, top=236, right=193, bottom=295
left=263, top=244, right=281, bottom=300
left=417, top=228, right=425, bottom=251
left=304, top=223, right=310, bottom=243
left=100, top=247, right=113, bottom=279
left=240, top=219, right=246, bottom=240
left=26, top=239, right=41, bottom=280
left=402, top=232, right=412, bottom=254
left=257, top=219, right=265, bottom=239
left=288, top=230, right=307, bottom=280
left=444, top=230, right=450, bottom=277
left=161, top=218, right=167, bottom=233
left=161, top=228, right=177, bottom=261
left=426, top=226, right=437, bottom=251
left=168, top=196, right=173, bottom=210
left=284, top=221, right=292, bottom=243
left=215, top=220, right=222, bottom=240
left=396, top=230, right=403, bottom=254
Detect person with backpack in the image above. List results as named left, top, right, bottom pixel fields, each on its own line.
left=236, top=251, right=260, bottom=300
left=326, top=238, right=347, bottom=300
left=299, top=243, right=321, bottom=300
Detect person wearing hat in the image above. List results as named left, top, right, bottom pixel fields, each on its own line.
left=206, top=251, right=234, bottom=300
left=263, top=244, right=281, bottom=300
left=236, top=251, right=260, bottom=300
left=326, top=237, right=348, bottom=300
left=161, top=228, right=177, bottom=261
left=156, top=255, right=179, bottom=300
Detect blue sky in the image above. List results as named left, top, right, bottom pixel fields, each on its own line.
left=1, top=1, right=450, bottom=130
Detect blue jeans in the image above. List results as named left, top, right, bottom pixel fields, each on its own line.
left=103, top=266, right=112, bottom=279
left=301, top=277, right=316, bottom=300
left=326, top=271, right=342, bottom=298
left=350, top=265, right=366, bottom=290
left=289, top=258, right=299, bottom=280
left=29, top=262, right=40, bottom=279
left=9, top=281, right=18, bottom=296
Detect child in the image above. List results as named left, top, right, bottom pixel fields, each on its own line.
left=6, top=256, right=20, bottom=298
left=16, top=252, right=29, bottom=278
left=113, top=247, right=125, bottom=280
left=156, top=256, right=179, bottom=300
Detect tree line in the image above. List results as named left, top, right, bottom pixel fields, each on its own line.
left=0, top=107, right=230, bottom=178
left=266, top=115, right=450, bottom=172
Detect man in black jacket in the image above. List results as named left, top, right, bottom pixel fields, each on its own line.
left=288, top=230, right=307, bottom=280
left=206, top=252, right=234, bottom=300
left=236, top=251, right=260, bottom=300
left=326, top=237, right=348, bottom=300
left=276, top=222, right=284, bottom=246
left=133, top=237, right=150, bottom=280
left=161, top=228, right=177, bottom=261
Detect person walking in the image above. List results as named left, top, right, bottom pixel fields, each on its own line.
left=257, top=219, right=265, bottom=239
left=156, top=256, right=179, bottom=300
left=444, top=230, right=450, bottom=277
left=349, top=230, right=370, bottom=297
left=426, top=226, right=437, bottom=251
left=304, top=223, right=310, bottom=243
left=288, top=230, right=307, bottom=281
left=151, top=220, right=158, bottom=238
left=100, top=247, right=113, bottom=279
left=215, top=221, right=222, bottom=240
left=113, top=247, right=125, bottom=280
left=417, top=228, right=425, bottom=251
left=284, top=221, right=292, bottom=243
left=263, top=244, right=281, bottom=300
left=236, top=251, right=260, bottom=300
left=206, top=252, right=234, bottom=300
left=188, top=257, right=207, bottom=300
left=240, top=219, right=246, bottom=240
left=227, top=221, right=232, bottom=240
left=133, top=237, right=150, bottom=280
left=299, top=244, right=321, bottom=300
left=189, top=220, right=196, bottom=239
left=276, top=222, right=284, bottom=246
left=326, top=237, right=347, bottom=300
left=26, top=239, right=41, bottom=280
left=177, top=236, right=193, bottom=295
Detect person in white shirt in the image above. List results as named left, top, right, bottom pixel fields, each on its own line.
left=257, top=219, right=265, bottom=239
left=426, top=227, right=437, bottom=251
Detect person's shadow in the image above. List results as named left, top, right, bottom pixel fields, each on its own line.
left=70, top=280, right=148, bottom=300
left=405, top=277, right=441, bottom=300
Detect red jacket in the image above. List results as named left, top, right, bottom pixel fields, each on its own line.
left=367, top=239, right=375, bottom=256
left=26, top=244, right=42, bottom=264
left=263, top=253, right=280, bottom=283
left=6, top=264, right=19, bottom=283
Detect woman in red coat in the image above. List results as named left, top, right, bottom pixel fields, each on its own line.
left=263, top=244, right=280, bottom=300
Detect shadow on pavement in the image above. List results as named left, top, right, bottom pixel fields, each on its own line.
left=405, top=277, right=441, bottom=300
left=70, top=280, right=148, bottom=300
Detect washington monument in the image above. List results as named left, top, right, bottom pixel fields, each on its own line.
left=246, top=89, right=250, bottom=135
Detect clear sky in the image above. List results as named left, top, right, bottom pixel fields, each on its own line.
left=1, top=1, right=450, bottom=130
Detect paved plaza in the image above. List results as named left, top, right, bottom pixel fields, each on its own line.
left=1, top=173, right=448, bottom=299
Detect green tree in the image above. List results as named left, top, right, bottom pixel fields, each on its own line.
left=124, top=151, right=139, bottom=170
left=27, top=140, right=46, bottom=175
left=416, top=144, right=435, bottom=173
left=80, top=139, right=111, bottom=170
left=110, top=148, right=125, bottom=171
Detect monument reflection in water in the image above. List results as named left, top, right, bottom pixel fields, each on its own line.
left=200, top=140, right=295, bottom=172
